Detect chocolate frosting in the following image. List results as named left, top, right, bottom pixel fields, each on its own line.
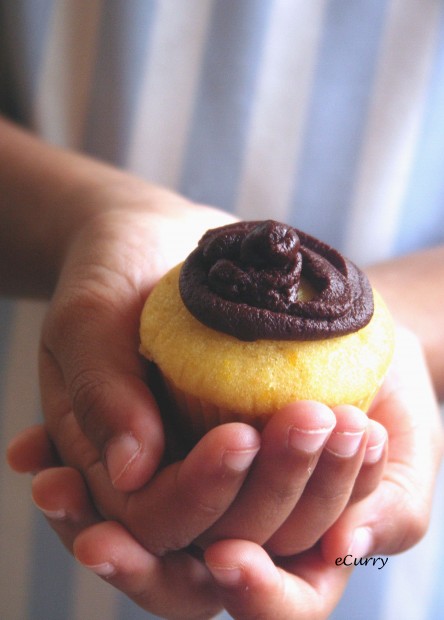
left=179, top=220, right=374, bottom=341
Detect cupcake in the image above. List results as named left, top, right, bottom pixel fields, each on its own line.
left=140, top=220, right=394, bottom=445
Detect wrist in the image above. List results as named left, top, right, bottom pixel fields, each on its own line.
left=0, top=117, right=179, bottom=296
left=0, top=117, right=231, bottom=297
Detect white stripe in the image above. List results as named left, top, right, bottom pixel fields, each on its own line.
left=344, top=0, right=441, bottom=265
left=127, top=0, right=215, bottom=188
left=0, top=301, right=47, bottom=620
left=234, top=0, right=327, bottom=222
left=72, top=563, right=119, bottom=620
left=33, top=0, right=103, bottom=148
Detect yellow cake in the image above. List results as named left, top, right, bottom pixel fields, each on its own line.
left=139, top=220, right=394, bottom=443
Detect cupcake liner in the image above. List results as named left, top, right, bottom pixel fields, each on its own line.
left=162, top=377, right=270, bottom=444
left=162, top=374, right=380, bottom=448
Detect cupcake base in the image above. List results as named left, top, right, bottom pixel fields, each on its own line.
left=163, top=375, right=380, bottom=447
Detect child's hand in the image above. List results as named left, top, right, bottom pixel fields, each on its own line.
left=14, top=459, right=351, bottom=619
left=8, top=420, right=356, bottom=620
left=8, top=400, right=385, bottom=558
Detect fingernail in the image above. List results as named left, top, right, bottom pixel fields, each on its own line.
left=223, top=447, right=259, bottom=472
left=84, top=562, right=116, bottom=577
left=325, top=430, right=365, bottom=457
left=41, top=508, right=67, bottom=520
left=364, top=441, right=385, bottom=464
left=364, top=423, right=387, bottom=464
left=33, top=498, right=67, bottom=520
left=40, top=507, right=67, bottom=520
left=288, top=425, right=334, bottom=453
left=207, top=565, right=243, bottom=587
left=349, top=527, right=373, bottom=558
left=105, top=434, right=141, bottom=485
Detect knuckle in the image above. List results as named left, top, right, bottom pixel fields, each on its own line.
left=310, top=487, right=350, bottom=504
left=270, top=485, right=300, bottom=507
left=147, top=526, right=197, bottom=556
left=179, top=486, right=223, bottom=517
left=262, top=477, right=305, bottom=509
left=175, top=465, right=231, bottom=518
left=267, top=532, right=312, bottom=557
left=70, top=367, right=112, bottom=436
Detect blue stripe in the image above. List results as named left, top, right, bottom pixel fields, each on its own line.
left=425, top=452, right=444, bottom=620
left=27, top=511, right=76, bottom=620
left=329, top=565, right=388, bottom=620
left=394, top=5, right=444, bottom=256
left=0, top=299, right=15, bottom=400
left=83, top=0, right=158, bottom=166
left=0, top=299, right=16, bottom=455
left=289, top=0, right=389, bottom=251
left=179, top=0, right=274, bottom=213
left=428, top=544, right=444, bottom=619
left=0, top=0, right=54, bottom=123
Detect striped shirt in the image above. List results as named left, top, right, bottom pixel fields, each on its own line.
left=1, top=2, right=443, bottom=619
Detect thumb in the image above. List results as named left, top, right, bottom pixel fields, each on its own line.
left=40, top=278, right=164, bottom=492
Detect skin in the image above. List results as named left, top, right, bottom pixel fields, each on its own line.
left=2, top=117, right=444, bottom=619
left=366, top=247, right=444, bottom=401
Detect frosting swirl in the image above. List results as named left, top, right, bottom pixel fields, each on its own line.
left=179, top=220, right=374, bottom=341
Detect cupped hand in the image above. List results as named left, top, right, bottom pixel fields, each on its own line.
left=18, top=461, right=351, bottom=620
left=7, top=401, right=386, bottom=620
left=8, top=398, right=385, bottom=557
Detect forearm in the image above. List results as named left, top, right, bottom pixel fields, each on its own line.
left=367, top=246, right=444, bottom=400
left=0, top=117, right=154, bottom=297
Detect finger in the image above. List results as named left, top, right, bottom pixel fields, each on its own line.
left=266, top=405, right=368, bottom=556
left=31, top=467, right=101, bottom=552
left=40, top=323, right=164, bottom=492
left=40, top=213, right=171, bottom=491
left=205, top=540, right=351, bottom=620
left=197, top=401, right=336, bottom=548
left=6, top=424, right=60, bottom=473
left=38, top=375, right=262, bottom=556
left=86, top=423, right=261, bottom=555
left=74, top=522, right=221, bottom=620
left=349, top=419, right=387, bottom=502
